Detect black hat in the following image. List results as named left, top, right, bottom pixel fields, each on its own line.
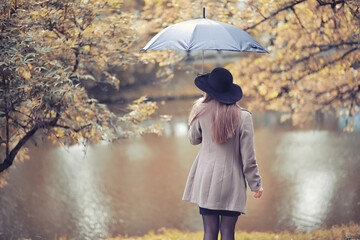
left=194, top=67, right=243, bottom=104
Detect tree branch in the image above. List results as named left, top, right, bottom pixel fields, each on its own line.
left=0, top=112, right=61, bottom=173
left=71, top=47, right=80, bottom=74
left=314, top=85, right=359, bottom=107
left=265, top=48, right=357, bottom=101
left=256, top=43, right=358, bottom=75
left=316, top=0, right=345, bottom=7
left=296, top=47, right=358, bottom=82
left=314, top=83, right=348, bottom=98
left=7, top=115, right=28, bottom=129
left=254, top=6, right=266, bottom=19
left=54, top=123, right=92, bottom=132
left=244, top=0, right=307, bottom=31
left=11, top=108, right=36, bottom=122
left=345, top=1, right=360, bottom=19
left=290, top=6, right=305, bottom=29
left=302, top=41, right=359, bottom=50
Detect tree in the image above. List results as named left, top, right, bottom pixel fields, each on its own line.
left=229, top=0, right=360, bottom=129
left=140, top=0, right=360, bottom=129
left=0, top=0, right=164, bottom=184
left=2, top=0, right=358, bottom=184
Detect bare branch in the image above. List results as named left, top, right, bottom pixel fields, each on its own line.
left=244, top=0, right=307, bottom=31
left=290, top=6, right=306, bottom=29
left=54, top=123, right=92, bottom=132
left=316, top=0, right=345, bottom=7
left=71, top=47, right=80, bottom=74
left=254, top=6, right=266, bottom=19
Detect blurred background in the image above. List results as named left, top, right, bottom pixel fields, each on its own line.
left=0, top=0, right=359, bottom=239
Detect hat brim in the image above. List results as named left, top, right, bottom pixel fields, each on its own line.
left=194, top=74, right=243, bottom=104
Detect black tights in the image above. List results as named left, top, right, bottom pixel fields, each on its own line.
left=202, top=214, right=238, bottom=240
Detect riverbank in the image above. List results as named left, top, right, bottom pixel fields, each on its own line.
left=105, top=223, right=360, bottom=240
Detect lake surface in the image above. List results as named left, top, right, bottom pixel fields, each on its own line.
left=0, top=100, right=359, bottom=239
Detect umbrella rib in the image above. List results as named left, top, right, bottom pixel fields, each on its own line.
left=188, top=22, right=200, bottom=51
left=215, top=21, right=242, bottom=50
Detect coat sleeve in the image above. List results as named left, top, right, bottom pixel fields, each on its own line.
left=240, top=111, right=262, bottom=192
left=188, top=118, right=202, bottom=145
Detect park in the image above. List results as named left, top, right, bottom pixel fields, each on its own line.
left=0, top=0, right=359, bottom=239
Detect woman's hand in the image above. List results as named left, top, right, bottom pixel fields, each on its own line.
left=253, top=187, right=263, bottom=199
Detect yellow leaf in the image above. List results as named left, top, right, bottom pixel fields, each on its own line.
left=18, top=68, right=31, bottom=80
left=290, top=89, right=300, bottom=97
left=133, top=96, right=147, bottom=104
left=266, top=91, right=278, bottom=100
left=259, top=84, right=267, bottom=96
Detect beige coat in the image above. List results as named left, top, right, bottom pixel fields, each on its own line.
left=182, top=108, right=261, bottom=214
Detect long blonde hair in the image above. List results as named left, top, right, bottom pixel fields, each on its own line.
left=189, top=94, right=241, bottom=144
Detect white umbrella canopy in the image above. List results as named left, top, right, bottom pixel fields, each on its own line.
left=143, top=18, right=267, bottom=53
left=142, top=8, right=268, bottom=72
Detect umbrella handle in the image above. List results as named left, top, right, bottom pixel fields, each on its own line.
left=202, top=50, right=204, bottom=74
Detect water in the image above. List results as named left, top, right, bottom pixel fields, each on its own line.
left=0, top=100, right=359, bottom=239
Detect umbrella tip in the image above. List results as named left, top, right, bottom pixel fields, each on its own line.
left=203, top=7, right=205, bottom=18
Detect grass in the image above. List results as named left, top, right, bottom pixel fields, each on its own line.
left=102, top=223, right=360, bottom=240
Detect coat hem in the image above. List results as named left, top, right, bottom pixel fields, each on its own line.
left=182, top=198, right=246, bottom=215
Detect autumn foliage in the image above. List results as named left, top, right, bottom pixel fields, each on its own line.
left=1, top=0, right=359, bottom=180
left=141, top=0, right=359, bottom=128
left=0, top=0, right=163, bottom=180
left=228, top=0, right=360, bottom=128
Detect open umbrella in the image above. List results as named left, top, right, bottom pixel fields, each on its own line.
left=142, top=8, right=268, bottom=73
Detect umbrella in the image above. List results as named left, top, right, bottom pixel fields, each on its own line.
left=142, top=8, right=268, bottom=73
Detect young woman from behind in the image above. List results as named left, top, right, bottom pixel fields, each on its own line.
left=183, top=67, right=263, bottom=240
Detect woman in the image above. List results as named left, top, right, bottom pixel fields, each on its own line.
left=182, top=67, right=263, bottom=240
